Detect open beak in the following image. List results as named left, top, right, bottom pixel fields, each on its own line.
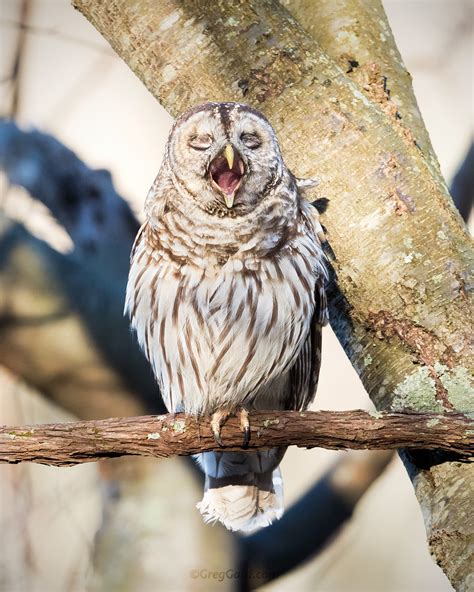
left=209, top=144, right=245, bottom=208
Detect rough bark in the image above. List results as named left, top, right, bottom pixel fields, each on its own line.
left=1, top=410, right=472, bottom=465
left=71, top=1, right=474, bottom=588
left=283, top=0, right=444, bottom=185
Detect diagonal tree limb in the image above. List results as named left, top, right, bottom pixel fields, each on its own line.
left=0, top=123, right=153, bottom=416
left=1, top=410, right=472, bottom=465
left=70, top=2, right=474, bottom=588
left=237, top=449, right=395, bottom=590
left=283, top=0, right=444, bottom=186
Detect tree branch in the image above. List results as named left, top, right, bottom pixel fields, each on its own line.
left=0, top=216, right=162, bottom=419
left=1, top=410, right=472, bottom=465
left=238, top=449, right=395, bottom=589
left=0, top=120, right=138, bottom=274
left=283, top=0, right=442, bottom=179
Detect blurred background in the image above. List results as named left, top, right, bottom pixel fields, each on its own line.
left=0, top=0, right=472, bottom=591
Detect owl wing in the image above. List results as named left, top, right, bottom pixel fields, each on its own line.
left=286, top=278, right=328, bottom=411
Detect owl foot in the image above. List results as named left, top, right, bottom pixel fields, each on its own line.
left=210, top=407, right=250, bottom=449
left=239, top=408, right=250, bottom=449
left=211, top=409, right=230, bottom=447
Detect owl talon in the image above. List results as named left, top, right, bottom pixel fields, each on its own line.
left=213, top=430, right=224, bottom=447
left=211, top=409, right=230, bottom=447
left=240, top=408, right=250, bottom=449
left=210, top=407, right=250, bottom=448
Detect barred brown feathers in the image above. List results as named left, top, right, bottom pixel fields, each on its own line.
left=125, top=102, right=327, bottom=532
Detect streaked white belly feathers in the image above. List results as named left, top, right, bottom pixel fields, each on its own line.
left=126, top=231, right=321, bottom=415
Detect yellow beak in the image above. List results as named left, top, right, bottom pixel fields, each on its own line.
left=224, top=194, right=235, bottom=208
left=223, top=144, right=235, bottom=170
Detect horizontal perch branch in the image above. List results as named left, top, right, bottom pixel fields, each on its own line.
left=1, top=410, right=472, bottom=466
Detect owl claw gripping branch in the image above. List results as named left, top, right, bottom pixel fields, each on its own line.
left=210, top=406, right=251, bottom=449
left=125, top=102, right=328, bottom=533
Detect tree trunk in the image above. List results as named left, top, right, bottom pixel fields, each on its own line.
left=71, top=1, right=473, bottom=588
left=283, top=0, right=444, bottom=186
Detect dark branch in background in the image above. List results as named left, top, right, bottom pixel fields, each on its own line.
left=0, top=120, right=138, bottom=273
left=0, top=221, right=161, bottom=416
left=450, top=141, right=474, bottom=223
left=237, top=450, right=394, bottom=590
left=239, top=479, right=353, bottom=590
left=1, top=410, right=472, bottom=465
left=0, top=121, right=161, bottom=416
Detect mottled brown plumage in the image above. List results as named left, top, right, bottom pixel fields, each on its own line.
left=125, top=102, right=327, bottom=532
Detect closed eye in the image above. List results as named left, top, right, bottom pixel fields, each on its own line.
left=241, top=133, right=261, bottom=149
left=189, top=134, right=213, bottom=150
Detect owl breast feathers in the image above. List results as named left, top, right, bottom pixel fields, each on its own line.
left=125, top=102, right=328, bottom=532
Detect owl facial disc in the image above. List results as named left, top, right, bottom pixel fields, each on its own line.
left=209, top=144, right=245, bottom=208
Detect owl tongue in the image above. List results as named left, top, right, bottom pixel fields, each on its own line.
left=214, top=170, right=240, bottom=194
left=210, top=153, right=244, bottom=196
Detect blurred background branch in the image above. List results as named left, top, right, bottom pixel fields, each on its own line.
left=450, top=141, right=474, bottom=223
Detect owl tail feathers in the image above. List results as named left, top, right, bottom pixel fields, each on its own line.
left=196, top=468, right=284, bottom=533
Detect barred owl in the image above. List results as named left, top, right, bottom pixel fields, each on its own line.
left=125, top=102, right=327, bottom=532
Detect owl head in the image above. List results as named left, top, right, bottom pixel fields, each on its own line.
left=164, top=102, right=286, bottom=217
